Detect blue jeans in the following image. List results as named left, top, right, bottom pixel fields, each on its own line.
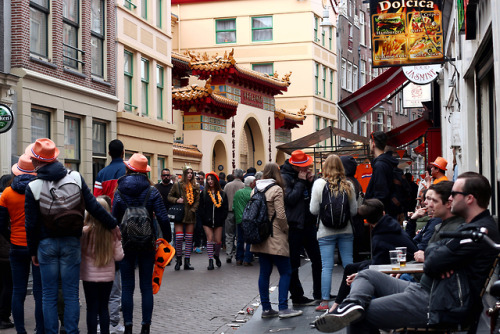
left=10, top=245, right=44, bottom=334
left=120, top=250, right=155, bottom=326
left=258, top=253, right=291, bottom=311
left=318, top=233, right=354, bottom=300
left=236, top=224, right=252, bottom=263
left=37, top=237, right=81, bottom=334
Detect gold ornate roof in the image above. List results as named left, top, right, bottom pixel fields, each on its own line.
left=172, top=78, right=238, bottom=107
left=173, top=143, right=203, bottom=159
left=184, top=49, right=291, bottom=88
left=275, top=105, right=307, bottom=122
left=172, top=51, right=191, bottom=63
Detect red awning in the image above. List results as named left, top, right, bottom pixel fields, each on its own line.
left=338, top=67, right=407, bottom=123
left=386, top=117, right=433, bottom=148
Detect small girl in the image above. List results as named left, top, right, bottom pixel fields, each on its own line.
left=81, top=196, right=124, bottom=334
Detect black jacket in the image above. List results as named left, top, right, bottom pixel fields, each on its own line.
left=413, top=217, right=442, bottom=251
left=365, top=151, right=399, bottom=215
left=197, top=189, right=228, bottom=228
left=113, top=173, right=171, bottom=243
left=371, top=215, right=418, bottom=265
left=280, top=160, right=313, bottom=229
left=423, top=210, right=500, bottom=324
left=25, top=162, right=117, bottom=256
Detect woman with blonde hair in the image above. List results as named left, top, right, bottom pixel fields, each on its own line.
left=168, top=166, right=200, bottom=270
left=309, top=154, right=358, bottom=312
left=250, top=163, right=303, bottom=319
left=81, top=196, right=124, bottom=334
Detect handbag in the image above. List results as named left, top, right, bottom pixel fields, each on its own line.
left=168, top=183, right=185, bottom=223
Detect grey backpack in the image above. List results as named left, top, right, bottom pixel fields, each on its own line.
left=30, top=171, right=85, bottom=236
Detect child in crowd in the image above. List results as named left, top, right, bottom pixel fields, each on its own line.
left=81, top=196, right=124, bottom=334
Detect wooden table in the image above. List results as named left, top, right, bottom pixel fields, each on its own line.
left=369, top=263, right=424, bottom=274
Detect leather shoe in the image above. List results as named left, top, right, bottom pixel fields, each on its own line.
left=243, top=262, right=253, bottom=266
left=236, top=260, right=243, bottom=266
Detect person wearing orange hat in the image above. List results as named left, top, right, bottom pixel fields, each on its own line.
left=0, top=155, right=44, bottom=333
left=112, top=153, right=170, bottom=334
left=280, top=150, right=322, bottom=306
left=24, top=138, right=119, bottom=334
left=430, top=157, right=448, bottom=184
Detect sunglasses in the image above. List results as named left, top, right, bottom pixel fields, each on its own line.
left=161, top=174, right=170, bottom=177
left=451, top=191, right=469, bottom=198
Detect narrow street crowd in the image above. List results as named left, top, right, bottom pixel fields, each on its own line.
left=0, top=130, right=498, bottom=334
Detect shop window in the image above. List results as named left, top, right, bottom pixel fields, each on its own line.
left=64, top=116, right=81, bottom=171
left=31, top=109, right=50, bottom=142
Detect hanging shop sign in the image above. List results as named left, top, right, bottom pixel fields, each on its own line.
left=403, top=64, right=440, bottom=84
left=369, top=0, right=444, bottom=67
left=0, top=104, right=14, bottom=134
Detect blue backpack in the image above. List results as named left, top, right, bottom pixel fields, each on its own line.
left=241, top=184, right=277, bottom=244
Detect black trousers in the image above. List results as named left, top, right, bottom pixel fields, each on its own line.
left=0, top=262, right=12, bottom=321
left=288, top=224, right=322, bottom=301
left=83, top=281, right=113, bottom=334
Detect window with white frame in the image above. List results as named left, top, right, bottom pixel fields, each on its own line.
left=347, top=62, right=353, bottom=92
left=360, top=11, right=365, bottom=45
left=376, top=113, right=384, bottom=131
left=361, top=116, right=367, bottom=136
left=387, top=115, right=392, bottom=131
left=353, top=65, right=358, bottom=91
left=30, top=0, right=49, bottom=57
left=91, top=0, right=104, bottom=77
left=341, top=59, right=347, bottom=89
left=360, top=60, right=366, bottom=86
left=62, top=0, right=80, bottom=69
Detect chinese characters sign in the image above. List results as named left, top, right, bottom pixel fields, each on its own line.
left=370, top=0, right=444, bottom=67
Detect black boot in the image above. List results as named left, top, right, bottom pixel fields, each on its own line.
left=207, top=259, right=214, bottom=270
left=124, top=325, right=132, bottom=334
left=174, top=256, right=182, bottom=271
left=184, top=258, right=194, bottom=270
left=140, top=324, right=150, bottom=334
left=214, top=255, right=222, bottom=268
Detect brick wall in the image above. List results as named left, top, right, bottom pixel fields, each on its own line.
left=11, top=0, right=116, bottom=96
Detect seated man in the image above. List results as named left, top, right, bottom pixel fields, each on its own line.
left=329, top=199, right=418, bottom=312
left=314, top=172, right=500, bottom=333
left=413, top=181, right=464, bottom=262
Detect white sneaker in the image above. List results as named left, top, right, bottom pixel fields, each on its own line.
left=110, top=324, right=125, bottom=334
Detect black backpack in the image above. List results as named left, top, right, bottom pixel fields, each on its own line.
left=319, top=181, right=350, bottom=229
left=117, top=187, right=155, bottom=252
left=241, top=184, right=277, bottom=244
